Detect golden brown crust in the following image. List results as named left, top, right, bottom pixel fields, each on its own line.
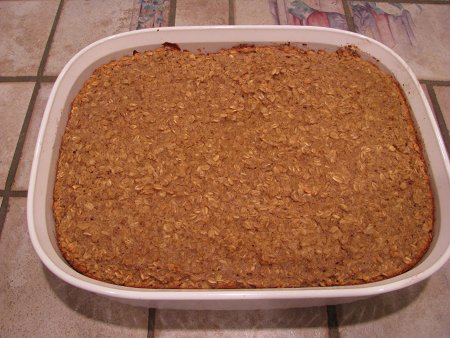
left=53, top=45, right=434, bottom=289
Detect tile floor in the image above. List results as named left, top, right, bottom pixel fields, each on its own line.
left=0, top=1, right=449, bottom=337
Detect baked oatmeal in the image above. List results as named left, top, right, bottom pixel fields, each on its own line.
left=53, top=45, right=433, bottom=288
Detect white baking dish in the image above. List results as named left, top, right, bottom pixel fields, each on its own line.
left=28, top=26, right=450, bottom=310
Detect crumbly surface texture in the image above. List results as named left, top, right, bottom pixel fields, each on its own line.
left=53, top=45, right=433, bottom=288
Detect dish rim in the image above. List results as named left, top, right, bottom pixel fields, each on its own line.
left=27, top=25, right=450, bottom=302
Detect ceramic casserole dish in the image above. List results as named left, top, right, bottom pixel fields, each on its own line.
left=28, top=26, right=450, bottom=310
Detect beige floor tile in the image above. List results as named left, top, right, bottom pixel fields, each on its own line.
left=337, top=261, right=450, bottom=338
left=13, top=83, right=53, bottom=190
left=0, top=198, right=148, bottom=337
left=176, top=0, right=229, bottom=26
left=0, top=83, right=34, bottom=189
left=434, top=86, right=450, bottom=133
left=0, top=1, right=58, bottom=76
left=155, top=308, right=329, bottom=337
left=235, top=0, right=277, bottom=25
left=44, top=0, right=134, bottom=76
left=350, top=3, right=450, bottom=80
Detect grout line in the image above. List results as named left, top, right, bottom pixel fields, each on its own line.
left=342, top=1, right=356, bottom=32
left=9, top=191, right=28, bottom=198
left=0, top=76, right=40, bottom=83
left=426, top=84, right=450, bottom=157
left=147, top=308, right=156, bottom=338
left=229, top=0, right=235, bottom=25
left=130, top=0, right=140, bottom=31
left=168, top=0, right=177, bottom=27
left=42, top=75, right=58, bottom=83
left=36, top=1, right=65, bottom=79
left=0, top=75, right=58, bottom=83
left=0, top=0, right=64, bottom=239
left=270, top=0, right=280, bottom=25
left=281, top=0, right=289, bottom=25
left=0, top=199, right=8, bottom=234
left=327, top=305, right=340, bottom=338
left=419, top=80, right=450, bottom=87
